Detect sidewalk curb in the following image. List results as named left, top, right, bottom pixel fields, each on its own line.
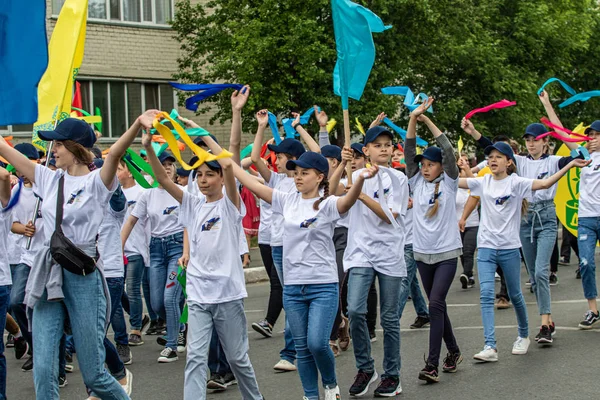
left=244, top=266, right=268, bottom=284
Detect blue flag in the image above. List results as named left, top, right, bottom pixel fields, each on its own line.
left=281, top=107, right=316, bottom=138
left=0, top=0, right=48, bottom=125
left=332, top=0, right=391, bottom=109
left=169, top=83, right=244, bottom=112
left=381, top=86, right=433, bottom=113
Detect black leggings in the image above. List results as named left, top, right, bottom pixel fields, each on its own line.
left=417, top=258, right=459, bottom=367
left=560, top=223, right=579, bottom=261
left=460, top=226, right=478, bottom=277
left=330, top=227, right=347, bottom=340
left=259, top=244, right=283, bottom=326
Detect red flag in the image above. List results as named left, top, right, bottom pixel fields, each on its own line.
left=71, top=81, right=82, bottom=116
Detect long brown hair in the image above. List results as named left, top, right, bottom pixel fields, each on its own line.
left=62, top=140, right=94, bottom=168
left=313, top=176, right=330, bottom=211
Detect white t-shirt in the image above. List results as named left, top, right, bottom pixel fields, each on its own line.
left=7, top=232, right=21, bottom=265
left=179, top=191, right=247, bottom=304
left=131, top=186, right=184, bottom=238
left=344, top=168, right=408, bottom=277
left=409, top=173, right=462, bottom=255
left=476, top=159, right=488, bottom=171
left=578, top=151, right=600, bottom=218
left=257, top=199, right=272, bottom=245
left=12, top=186, right=46, bottom=267
left=33, top=165, right=117, bottom=247
left=456, top=188, right=479, bottom=228
left=515, top=154, right=561, bottom=203
left=271, top=190, right=341, bottom=285
left=335, top=178, right=350, bottom=229
left=267, top=173, right=296, bottom=247
left=468, top=174, right=533, bottom=249
left=404, top=207, right=414, bottom=245
left=0, top=206, right=12, bottom=285
left=98, top=203, right=126, bottom=278
left=122, top=185, right=150, bottom=266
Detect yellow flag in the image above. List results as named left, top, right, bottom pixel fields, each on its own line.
left=327, top=119, right=337, bottom=134
left=458, top=136, right=464, bottom=154
left=355, top=118, right=366, bottom=135
left=32, top=0, right=88, bottom=151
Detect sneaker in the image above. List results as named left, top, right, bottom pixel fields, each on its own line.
left=349, top=369, right=378, bottom=397
left=157, top=319, right=167, bottom=335
left=141, top=314, right=151, bottom=333
left=14, top=336, right=29, bottom=360
left=330, top=340, right=340, bottom=357
left=116, top=343, right=132, bottom=365
left=558, top=256, right=569, bottom=265
left=468, top=277, right=476, bottom=288
left=207, top=373, right=227, bottom=390
left=495, top=272, right=500, bottom=281
left=369, top=330, right=377, bottom=342
left=121, top=369, right=133, bottom=396
left=549, top=273, right=558, bottom=286
left=536, top=325, right=553, bottom=344
left=21, top=357, right=33, bottom=371
left=550, top=321, right=556, bottom=336
left=442, top=352, right=463, bottom=373
left=65, top=350, right=73, bottom=363
left=338, top=316, right=350, bottom=351
left=156, top=335, right=167, bottom=346
left=576, top=268, right=581, bottom=279
left=418, top=363, right=439, bottom=383
left=473, top=346, right=498, bottom=362
left=157, top=347, right=178, bottom=363
left=324, top=385, right=341, bottom=400
left=578, top=310, right=600, bottom=329
left=59, top=376, right=68, bottom=388
left=512, top=336, right=530, bottom=355
left=64, top=364, right=74, bottom=373
left=374, top=376, right=402, bottom=397
left=177, top=328, right=187, bottom=353
left=410, top=316, right=430, bottom=329
left=146, top=320, right=159, bottom=335
left=251, top=319, right=273, bottom=338
left=6, top=334, right=14, bottom=348
left=223, top=372, right=237, bottom=387
left=273, top=359, right=296, bottom=372
left=460, top=273, right=469, bottom=289
left=128, top=333, right=144, bottom=346
left=495, top=298, right=510, bottom=310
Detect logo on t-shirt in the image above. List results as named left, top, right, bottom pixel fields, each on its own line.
left=495, top=195, right=511, bottom=206
left=163, top=206, right=178, bottom=215
left=594, top=164, right=600, bottom=171
left=300, top=217, right=317, bottom=228
left=428, top=191, right=442, bottom=204
left=374, top=188, right=390, bottom=199
left=67, top=189, right=84, bottom=205
left=201, top=217, right=221, bottom=231
left=127, top=200, right=137, bottom=208
left=537, top=172, right=549, bottom=179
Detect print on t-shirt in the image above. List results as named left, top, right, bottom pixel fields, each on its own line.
left=163, top=205, right=178, bottom=215
left=495, top=195, right=511, bottom=205
left=373, top=187, right=390, bottom=199
left=593, top=164, right=600, bottom=171
left=537, top=172, right=549, bottom=179
left=429, top=191, right=442, bottom=204
left=201, top=217, right=221, bottom=232
left=127, top=200, right=136, bottom=208
left=299, top=217, right=317, bottom=228
left=67, top=189, right=84, bottom=205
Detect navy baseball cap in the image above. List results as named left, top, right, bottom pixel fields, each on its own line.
left=364, top=126, right=393, bottom=145
left=177, top=168, right=191, bottom=177
left=321, top=145, right=341, bottom=161
left=14, top=143, right=40, bottom=160
left=159, top=152, right=176, bottom=164
left=286, top=151, right=329, bottom=176
left=92, top=158, right=104, bottom=169
left=485, top=142, right=516, bottom=163
left=267, top=138, right=306, bottom=159
left=38, top=118, right=96, bottom=148
left=585, top=120, right=600, bottom=135
left=523, top=123, right=548, bottom=139
left=414, top=147, right=442, bottom=164
left=193, top=134, right=219, bottom=147
left=351, top=143, right=365, bottom=156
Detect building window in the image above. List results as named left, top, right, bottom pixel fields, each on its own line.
left=52, top=0, right=173, bottom=26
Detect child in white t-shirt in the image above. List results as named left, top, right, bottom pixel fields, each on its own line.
left=0, top=165, right=13, bottom=400
left=459, top=142, right=589, bottom=362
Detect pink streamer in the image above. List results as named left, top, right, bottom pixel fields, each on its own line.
left=464, top=99, right=517, bottom=120
left=536, top=131, right=590, bottom=143
left=539, top=117, right=592, bottom=141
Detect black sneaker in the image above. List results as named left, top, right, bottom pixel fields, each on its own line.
left=537, top=325, right=553, bottom=344
left=141, top=314, right=151, bottom=333
left=177, top=328, right=187, bottom=353
left=374, top=376, right=402, bottom=396
left=117, top=343, right=132, bottom=365
left=251, top=319, right=273, bottom=338
left=442, top=352, right=463, bottom=373
left=21, top=357, right=33, bottom=372
left=468, top=277, right=476, bottom=288
left=156, top=335, right=167, bottom=346
left=418, top=363, right=439, bottom=383
left=223, top=372, right=237, bottom=387
left=550, top=322, right=556, bottom=336
left=157, top=319, right=167, bottom=335
left=349, top=370, right=378, bottom=397
left=410, top=316, right=430, bottom=329
left=207, top=373, right=227, bottom=390
left=65, top=350, right=72, bottom=363
left=578, top=310, right=600, bottom=329
left=558, top=257, right=569, bottom=265
left=14, top=336, right=29, bottom=360
left=460, top=274, right=469, bottom=289
left=129, top=333, right=144, bottom=346
left=6, top=334, right=14, bottom=348
left=58, top=375, right=68, bottom=388
left=369, top=330, right=377, bottom=342
left=146, top=320, right=159, bottom=335
left=549, top=273, right=558, bottom=286
left=576, top=268, right=581, bottom=279
left=157, top=347, right=178, bottom=363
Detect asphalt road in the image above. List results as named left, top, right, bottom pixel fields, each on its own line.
left=6, top=252, right=600, bottom=400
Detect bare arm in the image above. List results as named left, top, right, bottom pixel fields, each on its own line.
left=538, top=90, right=578, bottom=151
left=121, top=215, right=139, bottom=250
left=532, top=158, right=591, bottom=190
left=0, top=138, right=36, bottom=183
left=358, top=193, right=399, bottom=224
left=0, top=167, right=11, bottom=208
left=295, top=125, right=320, bottom=153
left=229, top=85, right=251, bottom=165
left=329, top=147, right=352, bottom=195
left=142, top=132, right=184, bottom=204
left=336, top=166, right=378, bottom=214
left=232, top=163, right=273, bottom=204
left=251, top=110, right=273, bottom=183
left=201, top=135, right=240, bottom=210
left=458, top=196, right=479, bottom=232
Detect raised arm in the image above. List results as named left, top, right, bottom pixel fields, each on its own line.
left=532, top=158, right=591, bottom=190
left=232, top=163, right=273, bottom=204
left=293, top=113, right=320, bottom=153
left=0, top=166, right=11, bottom=208
left=329, top=147, right=352, bottom=195
left=336, top=165, right=378, bottom=214
left=251, top=110, right=273, bottom=183
left=315, top=106, right=331, bottom=147
left=229, top=85, right=251, bottom=165
left=198, top=134, right=240, bottom=210
left=0, top=137, right=36, bottom=183
left=461, top=118, right=494, bottom=150
left=406, top=99, right=436, bottom=179
left=141, top=131, right=184, bottom=203
left=538, top=90, right=577, bottom=151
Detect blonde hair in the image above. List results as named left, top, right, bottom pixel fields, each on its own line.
left=425, top=181, right=441, bottom=218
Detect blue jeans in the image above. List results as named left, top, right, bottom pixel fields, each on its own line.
left=10, top=263, right=31, bottom=347
left=125, top=254, right=151, bottom=329
left=143, top=265, right=158, bottom=321
left=209, top=327, right=231, bottom=375
left=32, top=269, right=127, bottom=400
left=106, top=277, right=128, bottom=345
left=271, top=245, right=296, bottom=362
left=0, top=285, right=11, bottom=400
left=398, top=244, right=429, bottom=319
left=520, top=202, right=557, bottom=315
left=347, top=267, right=401, bottom=378
left=477, top=248, right=529, bottom=349
left=284, top=284, right=339, bottom=400
left=149, top=232, right=184, bottom=350
left=578, top=217, right=600, bottom=299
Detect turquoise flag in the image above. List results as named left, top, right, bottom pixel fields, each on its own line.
left=332, top=0, right=391, bottom=109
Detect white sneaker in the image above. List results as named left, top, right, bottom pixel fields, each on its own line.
left=324, top=385, right=341, bottom=400
left=473, top=345, right=498, bottom=362
left=273, top=359, right=297, bottom=372
left=512, top=336, right=530, bottom=355
left=121, top=369, right=133, bottom=396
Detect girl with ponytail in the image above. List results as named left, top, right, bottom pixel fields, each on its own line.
left=405, top=98, right=463, bottom=383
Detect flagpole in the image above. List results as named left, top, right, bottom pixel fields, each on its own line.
left=343, top=109, right=353, bottom=184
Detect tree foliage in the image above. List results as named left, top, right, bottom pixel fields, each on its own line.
left=172, top=0, right=600, bottom=146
